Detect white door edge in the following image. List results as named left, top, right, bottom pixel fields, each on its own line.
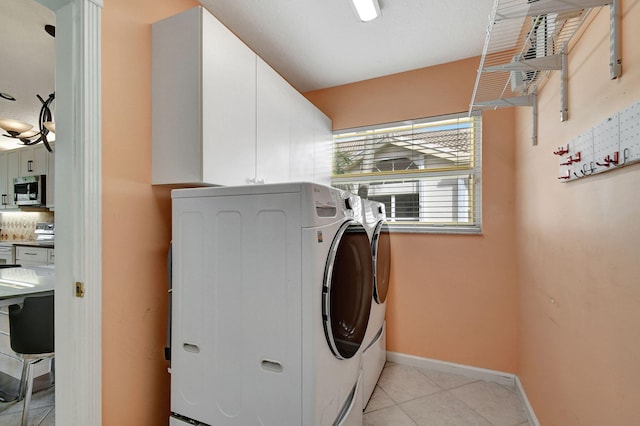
left=37, top=0, right=103, bottom=425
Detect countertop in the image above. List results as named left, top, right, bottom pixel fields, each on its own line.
left=11, top=241, right=54, bottom=249
left=0, top=265, right=54, bottom=300
left=0, top=241, right=54, bottom=249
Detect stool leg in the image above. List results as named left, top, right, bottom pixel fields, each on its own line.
left=17, top=357, right=29, bottom=401
left=20, top=360, right=34, bottom=426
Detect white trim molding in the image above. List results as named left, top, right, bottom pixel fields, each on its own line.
left=387, top=351, right=539, bottom=422
left=386, top=351, right=516, bottom=387
left=515, top=376, right=541, bottom=426
left=37, top=0, right=103, bottom=425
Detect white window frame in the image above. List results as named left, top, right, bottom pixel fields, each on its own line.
left=332, top=112, right=482, bottom=234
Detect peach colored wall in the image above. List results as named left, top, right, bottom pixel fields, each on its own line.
left=101, top=1, right=197, bottom=425
left=306, top=59, right=519, bottom=372
left=514, top=2, right=640, bottom=424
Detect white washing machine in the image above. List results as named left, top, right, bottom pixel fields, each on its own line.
left=360, top=198, right=391, bottom=407
left=170, top=182, right=373, bottom=426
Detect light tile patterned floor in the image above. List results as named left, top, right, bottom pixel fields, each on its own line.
left=364, top=363, right=530, bottom=426
left=0, top=385, right=54, bottom=426
left=0, top=363, right=530, bottom=426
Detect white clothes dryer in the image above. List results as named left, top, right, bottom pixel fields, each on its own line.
left=360, top=198, right=391, bottom=407
left=170, top=182, right=372, bottom=426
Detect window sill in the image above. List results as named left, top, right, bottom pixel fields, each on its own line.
left=387, top=224, right=482, bottom=235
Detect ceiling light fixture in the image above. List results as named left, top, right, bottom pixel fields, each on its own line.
left=350, top=0, right=381, bottom=22
left=0, top=93, right=16, bottom=102
left=0, top=93, right=55, bottom=152
left=0, top=24, right=56, bottom=152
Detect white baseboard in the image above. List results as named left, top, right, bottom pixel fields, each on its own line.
left=515, top=375, right=540, bottom=426
left=387, top=351, right=540, bottom=426
left=386, top=351, right=538, bottom=423
left=386, top=351, right=515, bottom=387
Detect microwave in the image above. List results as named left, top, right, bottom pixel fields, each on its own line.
left=13, top=175, right=46, bottom=206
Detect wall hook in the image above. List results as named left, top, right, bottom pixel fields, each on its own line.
left=621, top=148, right=630, bottom=165
left=553, top=145, right=569, bottom=156
left=582, top=163, right=594, bottom=175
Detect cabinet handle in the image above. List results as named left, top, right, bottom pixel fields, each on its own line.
left=1, top=194, right=5, bottom=206
left=27, top=160, right=33, bottom=173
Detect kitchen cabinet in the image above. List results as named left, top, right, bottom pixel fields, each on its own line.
left=5, top=150, right=20, bottom=210
left=15, top=246, right=49, bottom=267
left=152, top=6, right=332, bottom=187
left=0, top=153, right=9, bottom=210
left=46, top=143, right=55, bottom=208
left=19, top=144, right=48, bottom=176
left=0, top=145, right=53, bottom=210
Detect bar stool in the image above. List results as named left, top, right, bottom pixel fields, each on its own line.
left=9, top=294, right=54, bottom=426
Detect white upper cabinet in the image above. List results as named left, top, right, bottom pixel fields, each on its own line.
left=313, top=110, right=333, bottom=187
left=256, top=57, right=292, bottom=184
left=0, top=145, right=53, bottom=210
left=152, top=6, right=332, bottom=187
left=152, top=6, right=256, bottom=186
left=46, top=143, right=55, bottom=208
left=289, top=90, right=317, bottom=183
left=0, top=153, right=9, bottom=210
left=19, top=144, right=48, bottom=176
left=6, top=150, right=20, bottom=209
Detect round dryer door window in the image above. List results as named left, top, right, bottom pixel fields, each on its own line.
left=323, top=222, right=373, bottom=360
left=372, top=221, right=391, bottom=304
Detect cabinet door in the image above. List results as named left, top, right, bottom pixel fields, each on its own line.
left=289, top=94, right=316, bottom=183
left=20, top=145, right=48, bottom=176
left=46, top=144, right=55, bottom=207
left=0, top=154, right=8, bottom=209
left=201, top=8, right=257, bottom=186
left=313, top=110, right=333, bottom=186
left=256, top=58, right=291, bottom=184
left=16, top=246, right=48, bottom=267
left=6, top=151, right=20, bottom=209
left=152, top=7, right=257, bottom=186
left=152, top=7, right=203, bottom=185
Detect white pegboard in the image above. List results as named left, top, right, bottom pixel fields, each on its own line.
left=558, top=99, right=640, bottom=182
left=592, top=114, right=620, bottom=175
left=619, top=99, right=640, bottom=165
left=567, top=130, right=594, bottom=181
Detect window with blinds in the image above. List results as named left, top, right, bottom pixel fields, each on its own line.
left=332, top=112, right=482, bottom=233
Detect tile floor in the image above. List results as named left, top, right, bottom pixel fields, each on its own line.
left=364, top=362, right=531, bottom=426
left=0, top=385, right=54, bottom=426
left=0, top=363, right=530, bottom=426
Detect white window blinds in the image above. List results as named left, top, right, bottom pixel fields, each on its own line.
left=332, top=113, right=482, bottom=233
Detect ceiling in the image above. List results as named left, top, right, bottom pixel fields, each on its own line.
left=0, top=0, right=495, bottom=150
left=0, top=0, right=55, bottom=151
left=200, top=0, right=494, bottom=92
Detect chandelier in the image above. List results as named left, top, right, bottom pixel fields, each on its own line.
left=0, top=92, right=55, bottom=152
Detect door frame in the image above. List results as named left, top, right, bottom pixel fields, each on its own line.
left=37, top=0, right=103, bottom=424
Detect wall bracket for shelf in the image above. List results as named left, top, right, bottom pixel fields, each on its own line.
left=561, top=52, right=568, bottom=122
left=610, top=0, right=622, bottom=79
left=469, top=0, right=621, bottom=145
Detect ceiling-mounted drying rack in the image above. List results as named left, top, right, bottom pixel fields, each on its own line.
left=469, top=0, right=621, bottom=145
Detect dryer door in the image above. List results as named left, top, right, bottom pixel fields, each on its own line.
left=372, top=221, right=391, bottom=304
left=323, top=221, right=373, bottom=360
